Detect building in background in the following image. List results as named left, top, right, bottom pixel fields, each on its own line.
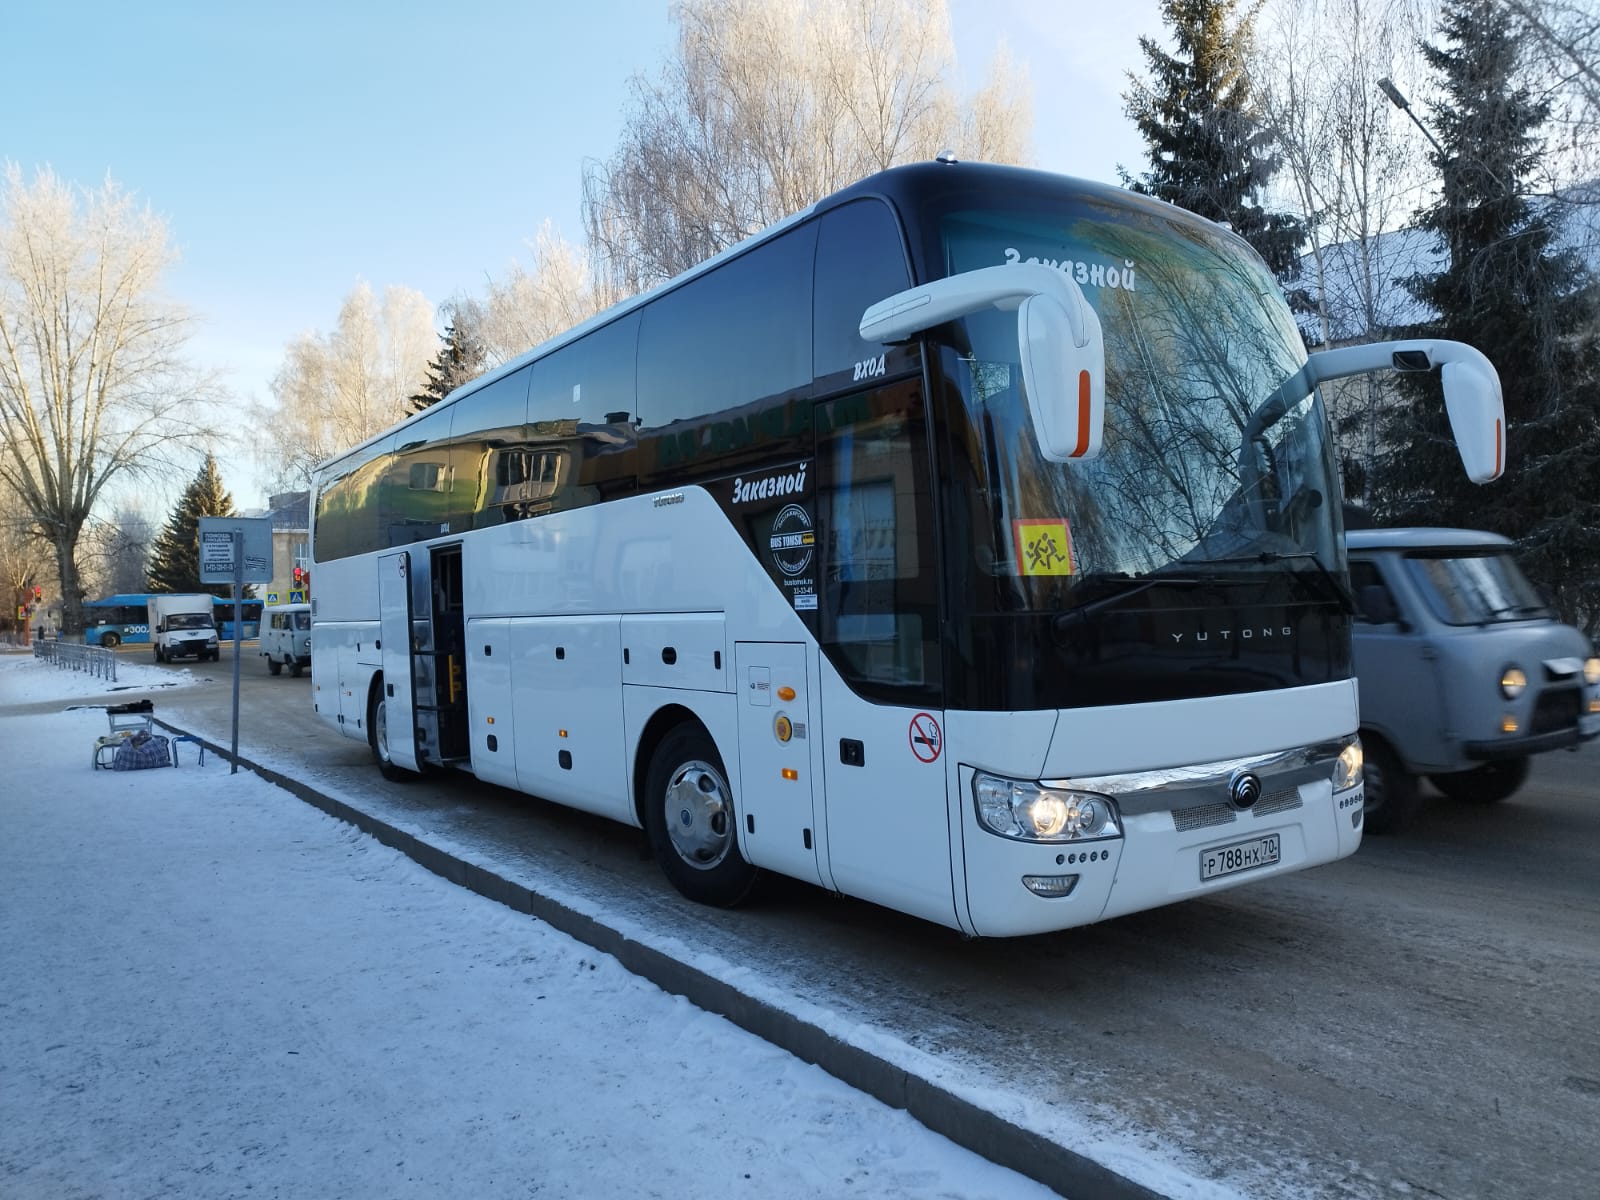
left=259, top=492, right=310, bottom=606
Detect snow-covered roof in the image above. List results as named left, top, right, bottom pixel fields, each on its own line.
left=1295, top=186, right=1600, bottom=344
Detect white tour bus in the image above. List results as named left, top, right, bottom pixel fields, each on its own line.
left=310, top=161, right=1505, bottom=937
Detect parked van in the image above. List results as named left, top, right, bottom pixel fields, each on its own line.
left=1348, top=528, right=1599, bottom=832
left=147, top=594, right=220, bottom=662
left=260, top=603, right=312, bottom=677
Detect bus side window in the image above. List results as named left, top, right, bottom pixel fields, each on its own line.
left=447, top=365, right=534, bottom=529
left=529, top=312, right=642, bottom=510
left=813, top=198, right=915, bottom=391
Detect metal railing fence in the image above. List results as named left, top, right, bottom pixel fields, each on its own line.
left=32, top=637, right=118, bottom=683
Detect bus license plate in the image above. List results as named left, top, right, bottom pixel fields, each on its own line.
left=1200, top=834, right=1281, bottom=881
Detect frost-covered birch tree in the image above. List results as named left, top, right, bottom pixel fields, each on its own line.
left=0, top=165, right=217, bottom=635
left=259, top=281, right=436, bottom=489
left=582, top=0, right=1032, bottom=293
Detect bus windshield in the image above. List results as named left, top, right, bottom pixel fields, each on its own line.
left=938, top=199, right=1343, bottom=616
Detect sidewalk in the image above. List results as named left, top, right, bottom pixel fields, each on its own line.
left=0, top=698, right=1060, bottom=1200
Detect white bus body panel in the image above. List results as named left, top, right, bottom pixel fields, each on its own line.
left=820, top=656, right=960, bottom=930
left=377, top=551, right=420, bottom=773
left=951, top=680, right=1363, bottom=938
left=733, top=642, right=823, bottom=887
left=465, top=618, right=517, bottom=789
left=1040, top=680, right=1359, bottom=777
left=510, top=616, right=630, bottom=822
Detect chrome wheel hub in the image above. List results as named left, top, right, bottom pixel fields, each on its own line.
left=665, top=759, right=732, bottom=871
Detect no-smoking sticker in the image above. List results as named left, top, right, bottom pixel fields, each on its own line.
left=908, top=712, right=942, bottom=763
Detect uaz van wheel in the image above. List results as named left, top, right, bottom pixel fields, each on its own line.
left=644, top=724, right=759, bottom=908
left=1430, top=757, right=1530, bottom=805
left=267, top=657, right=282, bottom=676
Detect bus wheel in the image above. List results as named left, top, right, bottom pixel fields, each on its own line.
left=369, top=683, right=418, bottom=783
left=644, top=724, right=758, bottom=908
left=1361, top=736, right=1421, bottom=835
left=100, top=631, right=121, bottom=648
left=267, top=656, right=282, bottom=676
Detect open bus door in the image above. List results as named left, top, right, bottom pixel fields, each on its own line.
left=378, top=551, right=422, bottom=773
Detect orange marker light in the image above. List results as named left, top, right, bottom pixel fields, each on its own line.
left=487, top=716, right=495, bottom=725
left=559, top=729, right=569, bottom=738
left=782, top=768, right=799, bottom=781
left=777, top=686, right=796, bottom=701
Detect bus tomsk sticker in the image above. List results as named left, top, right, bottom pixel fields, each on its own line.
left=909, top=712, right=942, bottom=763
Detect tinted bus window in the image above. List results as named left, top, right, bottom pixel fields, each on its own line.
left=314, top=436, right=393, bottom=561
left=813, top=199, right=916, bottom=391
left=446, top=366, right=535, bottom=529
left=637, top=225, right=817, bottom=485
left=526, top=313, right=642, bottom=511
left=386, top=407, right=458, bottom=544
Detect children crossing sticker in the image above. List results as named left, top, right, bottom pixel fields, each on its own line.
left=1014, top=519, right=1075, bottom=577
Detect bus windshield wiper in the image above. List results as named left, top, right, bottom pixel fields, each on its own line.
left=1180, top=551, right=1357, bottom=614
left=1054, top=573, right=1209, bottom=629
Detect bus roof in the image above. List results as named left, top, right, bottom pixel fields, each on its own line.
left=316, top=159, right=1247, bottom=480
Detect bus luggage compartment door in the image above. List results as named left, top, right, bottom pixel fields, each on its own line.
left=378, top=550, right=422, bottom=773
left=734, top=642, right=823, bottom=887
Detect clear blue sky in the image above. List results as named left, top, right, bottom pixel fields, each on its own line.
left=2, top=0, right=1161, bottom=511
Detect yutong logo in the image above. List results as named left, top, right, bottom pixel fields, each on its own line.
left=1169, top=623, right=1295, bottom=645
left=732, top=464, right=807, bottom=505
left=1229, top=771, right=1263, bottom=809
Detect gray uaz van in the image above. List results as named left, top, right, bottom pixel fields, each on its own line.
left=260, top=603, right=312, bottom=677
left=1348, top=528, right=1599, bottom=833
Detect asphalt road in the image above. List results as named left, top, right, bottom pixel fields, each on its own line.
left=64, top=649, right=1600, bottom=1199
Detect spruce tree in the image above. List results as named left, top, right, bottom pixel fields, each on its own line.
left=146, top=454, right=251, bottom=599
left=409, top=306, right=488, bottom=413
left=1373, top=0, right=1600, bottom=633
left=1122, top=0, right=1305, bottom=275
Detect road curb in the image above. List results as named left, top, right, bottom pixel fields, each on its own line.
left=155, top=717, right=1170, bottom=1200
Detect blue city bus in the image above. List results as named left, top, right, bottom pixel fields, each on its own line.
left=215, top=597, right=263, bottom=641
left=82, top=595, right=153, bottom=646
left=82, top=594, right=263, bottom=646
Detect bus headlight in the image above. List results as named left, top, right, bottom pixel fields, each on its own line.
left=1331, top=737, right=1363, bottom=793
left=1585, top=656, right=1600, bottom=686
left=973, top=771, right=1122, bottom=843
left=1500, top=665, right=1527, bottom=699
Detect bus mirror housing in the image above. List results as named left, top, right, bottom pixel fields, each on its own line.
left=1438, top=360, right=1503, bottom=483
left=859, top=263, right=1106, bottom=463
left=1252, top=339, right=1505, bottom=484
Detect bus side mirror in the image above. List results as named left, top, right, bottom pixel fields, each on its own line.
left=1019, top=291, right=1105, bottom=462
left=1440, top=361, right=1504, bottom=483
left=860, top=262, right=1106, bottom=463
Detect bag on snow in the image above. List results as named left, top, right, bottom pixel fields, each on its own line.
left=112, top=731, right=171, bottom=770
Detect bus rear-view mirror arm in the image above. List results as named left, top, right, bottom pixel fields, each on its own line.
left=1250, top=339, right=1506, bottom=484
left=859, top=263, right=1107, bottom=463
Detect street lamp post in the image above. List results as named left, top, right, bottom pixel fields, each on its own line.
left=1377, top=77, right=1446, bottom=157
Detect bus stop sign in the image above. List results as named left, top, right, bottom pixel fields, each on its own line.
left=198, top=517, right=274, bottom=585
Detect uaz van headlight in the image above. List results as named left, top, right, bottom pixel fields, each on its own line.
left=1331, top=737, right=1363, bottom=793
left=1500, top=665, right=1527, bottom=699
left=972, top=771, right=1122, bottom=843
left=1585, top=656, right=1600, bottom=686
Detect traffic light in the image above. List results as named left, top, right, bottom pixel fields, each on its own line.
left=32, top=585, right=41, bottom=601
left=293, top=566, right=304, bottom=585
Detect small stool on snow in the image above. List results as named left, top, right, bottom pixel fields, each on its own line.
left=169, top=734, right=206, bottom=767
left=93, top=735, right=125, bottom=770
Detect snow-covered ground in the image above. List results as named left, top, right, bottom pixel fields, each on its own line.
left=0, top=655, right=1064, bottom=1199
left=0, top=648, right=202, bottom=704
